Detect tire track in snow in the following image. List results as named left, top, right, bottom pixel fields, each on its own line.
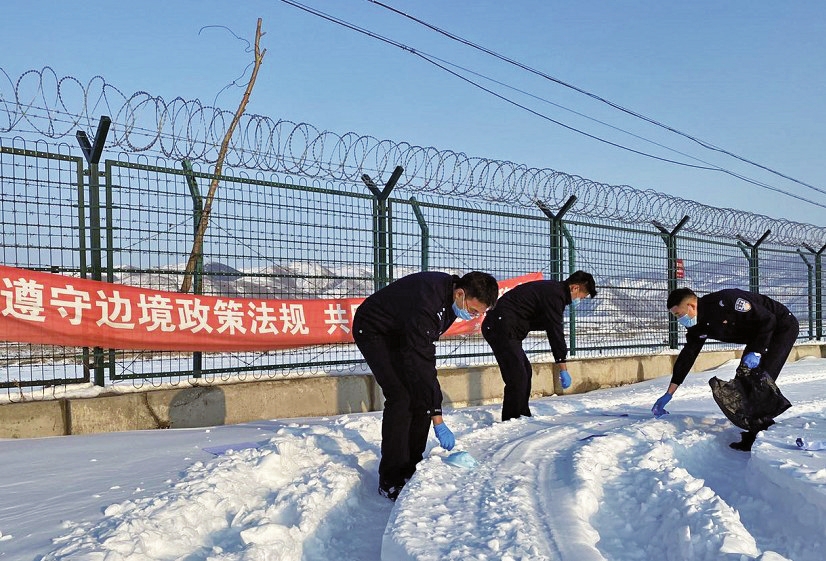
left=583, top=418, right=764, bottom=561
left=388, top=405, right=826, bottom=561
left=384, top=413, right=645, bottom=561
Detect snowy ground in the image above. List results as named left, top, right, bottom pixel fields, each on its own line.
left=2, top=358, right=826, bottom=561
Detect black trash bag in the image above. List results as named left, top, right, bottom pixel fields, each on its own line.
left=709, top=366, right=792, bottom=432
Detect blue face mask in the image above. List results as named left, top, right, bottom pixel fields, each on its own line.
left=677, top=314, right=697, bottom=328
left=452, top=294, right=474, bottom=321
left=570, top=297, right=581, bottom=309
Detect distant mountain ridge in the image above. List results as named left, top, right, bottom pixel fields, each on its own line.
left=113, top=262, right=423, bottom=299
left=111, top=255, right=813, bottom=322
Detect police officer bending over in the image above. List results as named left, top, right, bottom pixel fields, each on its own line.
left=483, top=271, right=597, bottom=422
left=353, top=271, right=499, bottom=500
left=652, top=287, right=799, bottom=451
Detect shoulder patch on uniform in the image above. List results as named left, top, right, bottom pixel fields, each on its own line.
left=719, top=300, right=725, bottom=306
left=734, top=298, right=751, bottom=312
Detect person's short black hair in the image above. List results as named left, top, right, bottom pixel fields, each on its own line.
left=564, top=270, right=597, bottom=298
left=457, top=271, right=499, bottom=308
left=667, top=287, right=697, bottom=309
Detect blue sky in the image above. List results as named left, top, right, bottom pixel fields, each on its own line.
left=3, top=1, right=825, bottom=227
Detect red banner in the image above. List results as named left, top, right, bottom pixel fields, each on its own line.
left=0, top=266, right=541, bottom=351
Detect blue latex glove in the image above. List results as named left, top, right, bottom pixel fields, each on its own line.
left=742, top=352, right=761, bottom=369
left=560, top=369, right=572, bottom=389
left=433, top=422, right=455, bottom=450
left=652, top=393, right=672, bottom=418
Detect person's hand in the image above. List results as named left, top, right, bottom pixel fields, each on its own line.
left=433, top=422, right=455, bottom=450
left=560, top=369, right=572, bottom=389
left=652, top=393, right=672, bottom=418
left=742, top=352, right=761, bottom=369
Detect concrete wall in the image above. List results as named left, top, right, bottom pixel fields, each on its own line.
left=2, top=343, right=824, bottom=439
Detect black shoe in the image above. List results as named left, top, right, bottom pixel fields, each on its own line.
left=378, top=482, right=403, bottom=501
left=729, top=431, right=757, bottom=452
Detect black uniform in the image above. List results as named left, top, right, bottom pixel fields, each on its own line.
left=352, top=272, right=459, bottom=489
left=672, top=289, right=799, bottom=386
left=482, top=280, right=571, bottom=421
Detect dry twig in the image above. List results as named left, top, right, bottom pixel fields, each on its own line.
left=180, top=18, right=266, bottom=293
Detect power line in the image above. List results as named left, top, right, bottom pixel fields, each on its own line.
left=426, top=56, right=752, bottom=177
left=276, top=0, right=717, bottom=169
left=366, top=0, right=826, bottom=200
left=277, top=0, right=826, bottom=210
left=421, top=55, right=826, bottom=209
left=419, top=54, right=826, bottom=210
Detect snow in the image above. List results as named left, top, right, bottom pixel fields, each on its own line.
left=3, top=357, right=826, bottom=560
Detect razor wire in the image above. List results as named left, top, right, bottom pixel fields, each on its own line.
left=2, top=66, right=825, bottom=247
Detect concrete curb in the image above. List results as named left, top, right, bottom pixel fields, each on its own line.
left=1, top=344, right=823, bottom=439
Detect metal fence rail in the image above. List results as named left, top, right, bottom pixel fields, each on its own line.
left=1, top=137, right=824, bottom=401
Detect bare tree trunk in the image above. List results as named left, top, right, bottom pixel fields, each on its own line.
left=180, top=18, right=267, bottom=293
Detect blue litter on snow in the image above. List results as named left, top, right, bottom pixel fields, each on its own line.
left=444, top=450, right=478, bottom=469
left=796, top=437, right=826, bottom=451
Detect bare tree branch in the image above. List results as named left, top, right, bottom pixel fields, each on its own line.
left=180, top=18, right=266, bottom=293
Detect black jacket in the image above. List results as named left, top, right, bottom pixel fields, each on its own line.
left=483, top=280, right=571, bottom=363
left=671, top=288, right=791, bottom=385
left=352, top=272, right=459, bottom=414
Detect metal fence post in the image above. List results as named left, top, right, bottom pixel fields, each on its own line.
left=561, top=223, right=578, bottom=355
left=182, top=159, right=204, bottom=378
left=654, top=216, right=690, bottom=349
left=361, top=166, right=403, bottom=291
left=102, top=160, right=117, bottom=383
left=74, top=152, right=91, bottom=384
left=737, top=230, right=771, bottom=294
left=797, top=250, right=815, bottom=339
left=805, top=243, right=826, bottom=340
left=409, top=197, right=430, bottom=271
left=536, top=196, right=577, bottom=281
left=536, top=197, right=579, bottom=354
left=76, top=116, right=111, bottom=387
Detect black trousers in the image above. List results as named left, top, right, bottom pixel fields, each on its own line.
left=482, top=316, right=532, bottom=422
left=353, top=331, right=432, bottom=488
left=759, top=312, right=800, bottom=381
left=740, top=311, right=799, bottom=438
